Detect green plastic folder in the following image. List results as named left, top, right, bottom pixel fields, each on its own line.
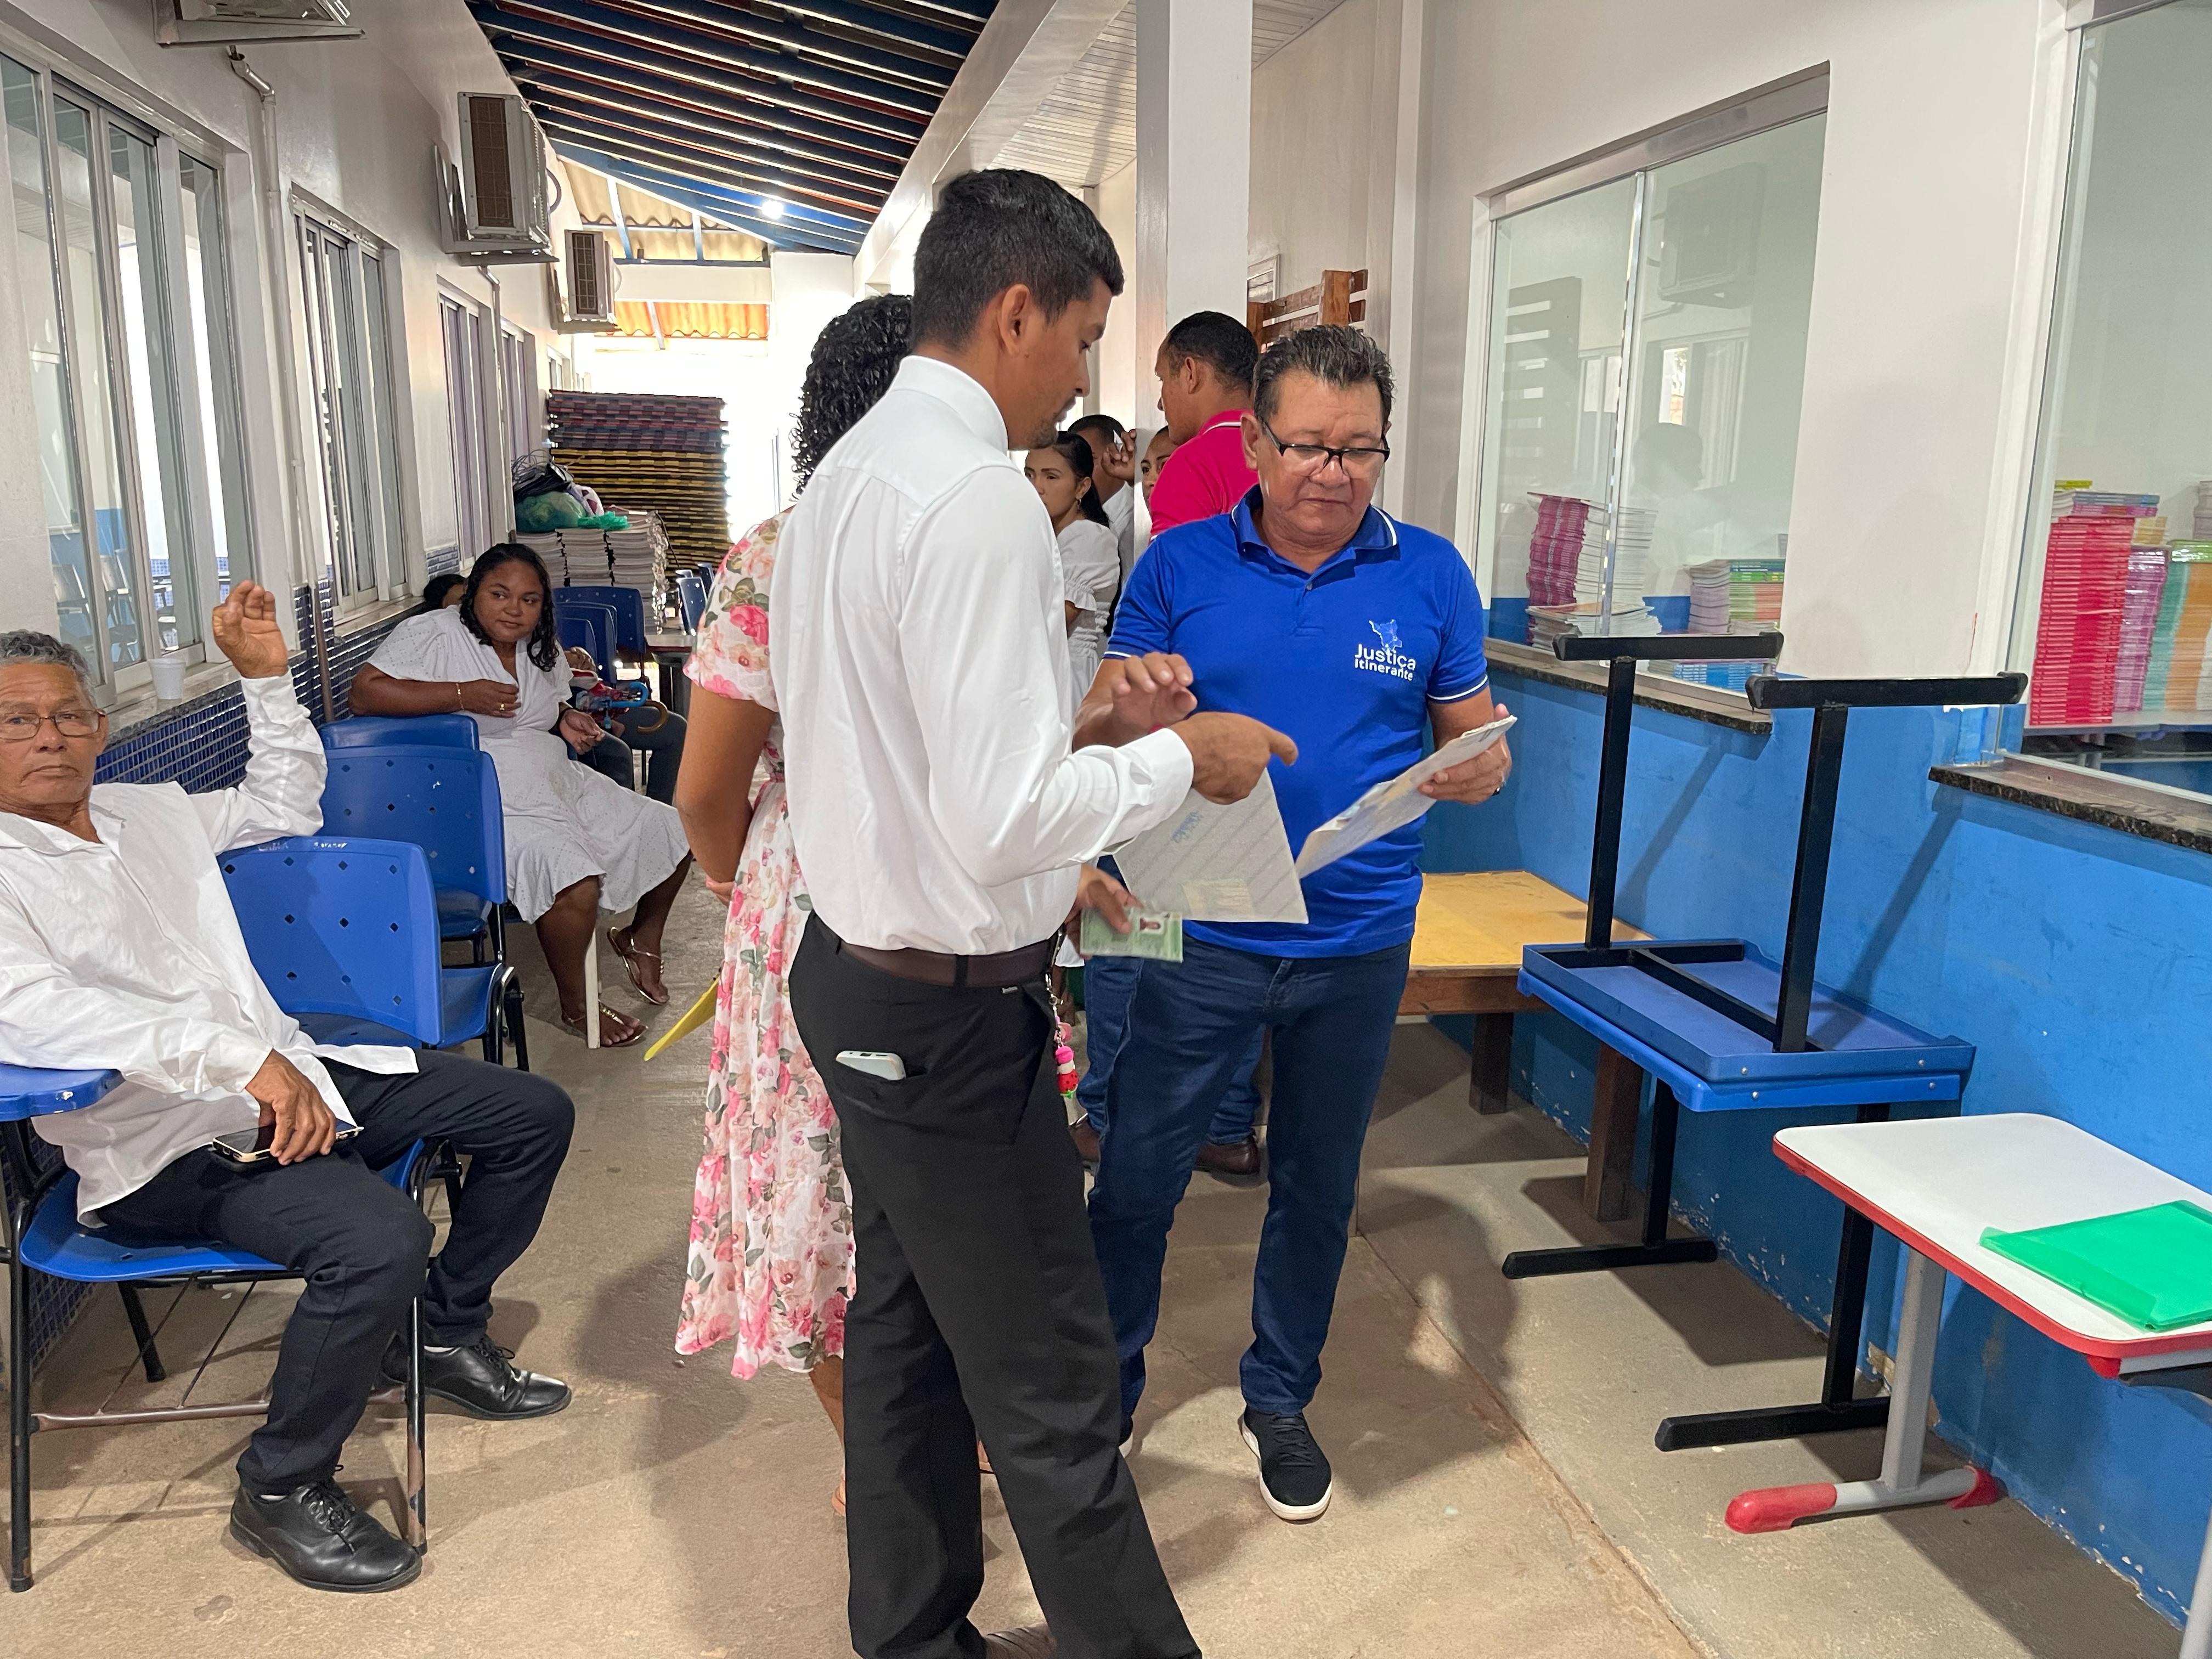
left=1980, top=1201, right=2212, bottom=1332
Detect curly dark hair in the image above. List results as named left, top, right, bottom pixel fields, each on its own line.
left=458, top=543, right=560, bottom=672
left=1040, top=430, right=1110, bottom=527
left=793, top=294, right=913, bottom=490
left=415, top=572, right=465, bottom=613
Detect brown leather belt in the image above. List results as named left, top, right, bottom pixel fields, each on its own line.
left=830, top=926, right=1054, bottom=990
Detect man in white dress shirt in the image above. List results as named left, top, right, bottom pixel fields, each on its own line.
left=0, top=586, right=573, bottom=1594
left=1068, top=411, right=1138, bottom=580
left=773, top=170, right=1291, bottom=1659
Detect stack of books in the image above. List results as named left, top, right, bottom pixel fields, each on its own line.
left=2154, top=544, right=2212, bottom=712
left=1527, top=600, right=1662, bottom=651
left=1577, top=504, right=1656, bottom=611
left=2029, top=488, right=2151, bottom=726
left=1526, top=494, right=1595, bottom=606
left=2113, top=546, right=2169, bottom=715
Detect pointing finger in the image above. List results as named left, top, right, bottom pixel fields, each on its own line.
left=1265, top=725, right=1298, bottom=765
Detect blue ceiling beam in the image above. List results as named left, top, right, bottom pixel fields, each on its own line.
left=590, top=0, right=956, bottom=92
left=557, top=144, right=863, bottom=253
left=515, top=71, right=896, bottom=202
left=494, top=38, right=905, bottom=179
left=476, top=0, right=939, bottom=124
left=764, top=0, right=978, bottom=58
left=533, top=99, right=880, bottom=222
left=545, top=132, right=869, bottom=244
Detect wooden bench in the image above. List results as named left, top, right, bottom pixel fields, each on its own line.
left=1400, top=870, right=1646, bottom=1215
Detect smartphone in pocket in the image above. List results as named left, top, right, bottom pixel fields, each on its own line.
left=835, top=1050, right=909, bottom=1082
left=209, top=1121, right=361, bottom=1166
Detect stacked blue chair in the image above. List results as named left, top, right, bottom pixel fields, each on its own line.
left=1, top=837, right=476, bottom=1589
left=322, top=714, right=477, bottom=752
left=555, top=606, right=613, bottom=682
left=558, top=585, right=648, bottom=667
left=1502, top=629, right=2025, bottom=1463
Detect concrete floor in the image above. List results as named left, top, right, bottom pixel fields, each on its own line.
left=0, top=883, right=2181, bottom=1657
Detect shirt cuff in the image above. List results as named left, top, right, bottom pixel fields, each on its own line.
left=204, top=1028, right=276, bottom=1095
left=1125, top=724, right=1195, bottom=802
left=238, top=671, right=304, bottom=715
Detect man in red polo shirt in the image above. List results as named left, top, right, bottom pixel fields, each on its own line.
left=1149, top=311, right=1261, bottom=534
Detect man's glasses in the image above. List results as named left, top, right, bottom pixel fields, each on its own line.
left=0, top=709, right=103, bottom=743
left=1258, top=415, right=1390, bottom=478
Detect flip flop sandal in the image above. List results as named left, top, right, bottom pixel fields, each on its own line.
left=562, top=1006, right=644, bottom=1047
left=608, top=926, right=670, bottom=1006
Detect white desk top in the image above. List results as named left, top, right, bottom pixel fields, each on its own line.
left=1775, top=1114, right=2212, bottom=1363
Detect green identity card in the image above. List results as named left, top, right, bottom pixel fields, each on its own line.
left=1080, top=906, right=1184, bottom=962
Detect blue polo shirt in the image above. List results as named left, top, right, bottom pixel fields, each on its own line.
left=1107, top=489, right=1489, bottom=958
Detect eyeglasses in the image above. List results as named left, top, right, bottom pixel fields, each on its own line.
left=1257, top=415, right=1391, bottom=478
left=0, top=709, right=103, bottom=743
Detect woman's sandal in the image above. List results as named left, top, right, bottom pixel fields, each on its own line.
left=608, top=926, right=670, bottom=1007
left=562, top=1006, right=644, bottom=1047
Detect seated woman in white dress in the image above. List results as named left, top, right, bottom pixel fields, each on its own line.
left=350, top=544, right=693, bottom=1048
left=1023, top=428, right=1122, bottom=718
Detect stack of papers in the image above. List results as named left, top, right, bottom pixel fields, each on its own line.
left=2029, top=501, right=2138, bottom=726
left=1526, top=494, right=1595, bottom=606
left=1294, top=716, right=1517, bottom=877
left=1687, top=559, right=1731, bottom=633
left=2113, top=546, right=2169, bottom=715
left=1575, top=504, right=1656, bottom=609
left=2050, top=487, right=2158, bottom=519
left=1526, top=601, right=1661, bottom=651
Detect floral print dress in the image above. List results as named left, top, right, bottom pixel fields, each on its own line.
left=674, top=511, right=851, bottom=1376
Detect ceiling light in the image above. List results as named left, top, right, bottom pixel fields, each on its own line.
left=759, top=196, right=786, bottom=221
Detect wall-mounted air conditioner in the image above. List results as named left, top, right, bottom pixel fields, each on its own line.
left=556, top=229, right=618, bottom=331
left=157, top=0, right=361, bottom=46
left=435, top=94, right=554, bottom=264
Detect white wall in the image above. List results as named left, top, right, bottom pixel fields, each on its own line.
left=1094, top=159, right=1140, bottom=431
left=1406, top=0, right=2055, bottom=678
left=0, top=0, right=583, bottom=637
left=1248, top=0, right=1377, bottom=290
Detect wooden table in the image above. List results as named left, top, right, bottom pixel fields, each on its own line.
left=1400, top=871, right=1643, bottom=1211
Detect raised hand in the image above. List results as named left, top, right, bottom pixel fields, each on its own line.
left=208, top=582, right=290, bottom=680
left=1106, top=652, right=1197, bottom=732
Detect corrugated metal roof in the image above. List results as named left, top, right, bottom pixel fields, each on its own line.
left=472, top=0, right=998, bottom=254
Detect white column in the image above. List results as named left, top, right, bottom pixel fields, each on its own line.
left=1134, top=0, right=1252, bottom=411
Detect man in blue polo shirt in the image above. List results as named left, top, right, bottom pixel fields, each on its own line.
left=1076, top=325, right=1510, bottom=1525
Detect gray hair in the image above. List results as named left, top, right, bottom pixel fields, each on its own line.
left=1254, top=324, right=1395, bottom=428
left=0, top=631, right=94, bottom=696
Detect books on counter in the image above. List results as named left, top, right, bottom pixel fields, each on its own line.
left=1523, top=494, right=1656, bottom=612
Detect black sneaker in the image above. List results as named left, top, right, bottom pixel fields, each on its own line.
left=229, top=1478, right=420, bottom=1592
left=382, top=1333, right=571, bottom=1420
left=1239, top=1406, right=1333, bottom=1522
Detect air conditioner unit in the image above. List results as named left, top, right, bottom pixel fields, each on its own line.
left=156, top=0, right=361, bottom=45
left=559, top=229, right=618, bottom=330
left=434, top=94, right=554, bottom=264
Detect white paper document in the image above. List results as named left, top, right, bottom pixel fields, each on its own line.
left=1293, top=714, right=1517, bottom=878
left=1109, top=771, right=1308, bottom=924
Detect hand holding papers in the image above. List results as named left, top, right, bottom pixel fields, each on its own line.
left=1294, top=714, right=1517, bottom=877
left=1110, top=771, right=1309, bottom=923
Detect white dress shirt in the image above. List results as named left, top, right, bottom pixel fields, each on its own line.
left=1102, top=481, right=1137, bottom=583
left=770, top=355, right=1194, bottom=954
left=1058, top=517, right=1122, bottom=718
left=0, top=675, right=416, bottom=1218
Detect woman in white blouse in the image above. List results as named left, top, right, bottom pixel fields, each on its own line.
left=1023, top=429, right=1121, bottom=716
left=351, top=545, right=693, bottom=1047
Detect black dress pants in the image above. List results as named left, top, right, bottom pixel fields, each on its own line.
left=98, top=1052, right=574, bottom=1493
left=788, top=918, right=1197, bottom=1659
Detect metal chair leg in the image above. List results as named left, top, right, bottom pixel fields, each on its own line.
left=116, top=1284, right=166, bottom=1384
left=10, top=1247, right=33, bottom=1591
left=503, top=969, right=529, bottom=1073
left=404, top=1295, right=426, bottom=1551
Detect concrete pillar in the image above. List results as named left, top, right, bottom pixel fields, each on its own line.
left=1133, top=0, right=1252, bottom=411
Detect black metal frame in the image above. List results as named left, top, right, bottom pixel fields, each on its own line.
left=2, top=1116, right=457, bottom=1590
left=1500, top=631, right=2027, bottom=1451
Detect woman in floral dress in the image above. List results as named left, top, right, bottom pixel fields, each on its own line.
left=672, top=295, right=913, bottom=1508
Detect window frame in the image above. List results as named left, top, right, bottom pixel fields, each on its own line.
left=441, top=291, right=493, bottom=565
left=1459, top=69, right=1831, bottom=686
left=0, top=50, right=254, bottom=699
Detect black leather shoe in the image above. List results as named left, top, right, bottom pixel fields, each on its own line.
left=382, top=1333, right=571, bottom=1420
left=229, top=1479, right=420, bottom=1592
left=1195, top=1135, right=1262, bottom=1178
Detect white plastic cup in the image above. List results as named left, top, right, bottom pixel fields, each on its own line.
left=150, top=654, right=187, bottom=703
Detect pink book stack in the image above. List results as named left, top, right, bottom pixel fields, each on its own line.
left=2029, top=488, right=2157, bottom=727
left=1526, top=494, right=1596, bottom=607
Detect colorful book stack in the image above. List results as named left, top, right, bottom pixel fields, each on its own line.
left=1526, top=494, right=1595, bottom=606
left=2028, top=487, right=2155, bottom=726
left=2113, top=546, right=2169, bottom=715
left=546, top=392, right=732, bottom=574
left=2158, top=545, right=2212, bottom=712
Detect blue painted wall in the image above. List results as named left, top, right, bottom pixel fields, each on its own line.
left=1422, top=665, right=2212, bottom=1624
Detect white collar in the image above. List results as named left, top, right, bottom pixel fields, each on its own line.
left=896, top=356, right=1010, bottom=452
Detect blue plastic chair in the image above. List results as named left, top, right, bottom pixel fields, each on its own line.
left=322, top=714, right=478, bottom=752
left=221, top=837, right=526, bottom=1071
left=558, top=585, right=648, bottom=662
left=555, top=607, right=613, bottom=681
left=317, top=746, right=512, bottom=980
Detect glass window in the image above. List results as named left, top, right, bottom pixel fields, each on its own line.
left=179, top=156, right=250, bottom=601
left=1474, top=110, right=1827, bottom=686
left=0, top=58, right=255, bottom=689
left=2011, top=0, right=2212, bottom=799
left=442, top=295, right=489, bottom=560
left=298, top=216, right=401, bottom=601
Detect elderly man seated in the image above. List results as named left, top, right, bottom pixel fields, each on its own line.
left=0, top=585, right=575, bottom=1594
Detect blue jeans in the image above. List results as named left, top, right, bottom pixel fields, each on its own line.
left=1077, top=952, right=1262, bottom=1144
left=1088, top=936, right=1412, bottom=1421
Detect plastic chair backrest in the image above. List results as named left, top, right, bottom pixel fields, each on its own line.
left=676, top=572, right=708, bottom=633
left=555, top=607, right=614, bottom=680
left=318, top=745, right=506, bottom=906
left=560, top=585, right=647, bottom=658
left=219, top=837, right=444, bottom=1047
left=322, top=714, right=479, bottom=752
left=0, top=1065, right=120, bottom=1125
